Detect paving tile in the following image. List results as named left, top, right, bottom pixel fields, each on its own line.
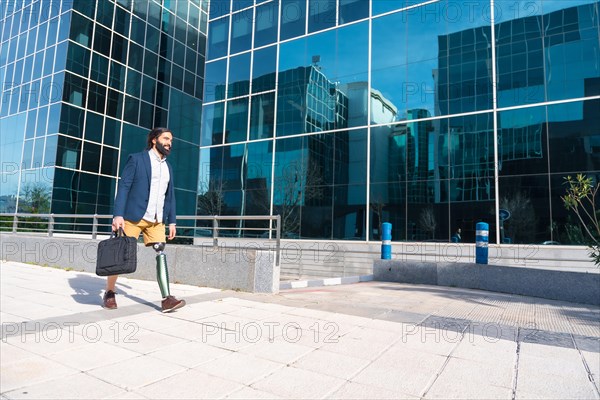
left=134, top=369, right=243, bottom=399
left=424, top=357, right=514, bottom=399
left=195, top=352, right=284, bottom=385
left=1, top=356, right=79, bottom=393
left=327, top=381, right=419, bottom=399
left=351, top=356, right=444, bottom=397
left=240, top=338, right=316, bottom=364
left=224, top=386, right=283, bottom=399
left=291, top=348, right=371, bottom=379
left=4, top=371, right=123, bottom=399
left=49, top=341, right=140, bottom=371
left=147, top=340, right=232, bottom=368
left=319, top=335, right=393, bottom=360
left=451, top=336, right=517, bottom=365
left=515, top=370, right=596, bottom=399
left=397, top=325, right=462, bottom=356
left=106, top=391, right=150, bottom=399
left=251, top=366, right=346, bottom=399
left=581, top=350, right=600, bottom=386
left=518, top=352, right=590, bottom=378
left=86, top=355, right=186, bottom=390
left=109, top=329, right=188, bottom=355
left=0, top=343, right=37, bottom=367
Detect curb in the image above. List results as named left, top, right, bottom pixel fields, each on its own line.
left=280, top=274, right=374, bottom=290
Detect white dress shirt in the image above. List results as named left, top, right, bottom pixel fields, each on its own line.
left=143, top=149, right=170, bottom=223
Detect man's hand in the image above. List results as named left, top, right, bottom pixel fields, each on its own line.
left=168, top=224, right=176, bottom=240
left=112, top=216, right=125, bottom=232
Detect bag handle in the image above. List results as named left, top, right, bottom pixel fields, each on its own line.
left=112, top=227, right=129, bottom=238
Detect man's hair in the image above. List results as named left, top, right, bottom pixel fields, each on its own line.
left=146, top=127, right=172, bottom=150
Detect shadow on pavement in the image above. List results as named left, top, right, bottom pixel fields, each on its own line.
left=68, top=274, right=161, bottom=311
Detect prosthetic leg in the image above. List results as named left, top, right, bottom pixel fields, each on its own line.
left=152, top=242, right=170, bottom=298
left=151, top=243, right=185, bottom=312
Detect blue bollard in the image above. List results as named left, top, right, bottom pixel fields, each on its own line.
left=381, top=222, right=392, bottom=260
left=475, top=222, right=489, bottom=264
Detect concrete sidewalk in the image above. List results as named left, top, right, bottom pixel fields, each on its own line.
left=1, top=260, right=599, bottom=399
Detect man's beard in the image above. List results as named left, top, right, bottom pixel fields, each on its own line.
left=156, top=142, right=171, bottom=156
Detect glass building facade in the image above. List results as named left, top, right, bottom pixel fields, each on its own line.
left=0, top=0, right=206, bottom=231
left=201, top=0, right=600, bottom=244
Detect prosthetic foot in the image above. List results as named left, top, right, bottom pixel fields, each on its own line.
left=152, top=243, right=185, bottom=313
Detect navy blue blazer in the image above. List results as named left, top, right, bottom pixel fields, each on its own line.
left=113, top=151, right=176, bottom=225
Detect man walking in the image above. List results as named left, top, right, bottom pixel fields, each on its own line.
left=104, top=127, right=185, bottom=313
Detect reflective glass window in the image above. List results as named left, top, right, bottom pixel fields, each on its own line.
left=103, top=117, right=121, bottom=147
left=372, top=3, right=493, bottom=120
left=32, top=136, right=46, bottom=167
left=548, top=99, right=600, bottom=174
left=228, top=52, right=250, bottom=98
left=339, top=0, right=368, bottom=24
left=280, top=0, right=306, bottom=41
left=131, top=16, right=146, bottom=46
left=207, top=16, right=229, bottom=60
left=47, top=103, right=61, bottom=134
left=169, top=141, right=200, bottom=191
left=22, top=139, right=34, bottom=170
left=250, top=92, right=275, bottom=140
left=73, top=0, right=95, bottom=19
left=141, top=76, right=157, bottom=103
left=204, top=59, right=227, bottom=102
left=225, top=97, right=249, bottom=143
left=124, top=95, right=140, bottom=125
left=114, top=6, right=131, bottom=37
left=58, top=12, right=71, bottom=43
left=252, top=45, right=276, bottom=93
left=35, top=106, right=48, bottom=137
left=308, top=0, right=336, bottom=33
left=85, top=111, right=104, bottom=143
left=25, top=110, right=37, bottom=139
left=209, top=0, right=231, bottom=20
left=498, top=105, right=548, bottom=177
left=277, top=22, right=368, bottom=136
left=497, top=175, right=550, bottom=245
left=201, top=102, right=225, bottom=145
left=126, top=68, right=141, bottom=98
left=70, top=13, right=93, bottom=48
left=90, top=53, right=109, bottom=85
left=97, top=0, right=114, bottom=28
left=46, top=17, right=59, bottom=47
left=109, top=61, right=126, bottom=91
left=43, top=46, right=56, bottom=77
left=65, top=44, right=91, bottom=76
left=44, top=134, right=58, bottom=166
left=111, top=33, right=129, bottom=64
left=93, top=24, right=111, bottom=57
left=171, top=64, right=184, bottom=91
left=146, top=25, right=160, bottom=53
left=62, top=72, right=87, bottom=108
left=254, top=2, right=278, bottom=48
left=128, top=42, right=144, bottom=71
left=56, top=135, right=81, bottom=169
left=139, top=101, right=153, bottom=129
left=230, top=10, right=253, bottom=54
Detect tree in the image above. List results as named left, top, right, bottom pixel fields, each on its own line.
left=562, top=174, right=600, bottom=266
left=18, top=183, right=51, bottom=214
left=197, top=179, right=226, bottom=216
left=17, top=183, right=51, bottom=232
left=419, top=207, right=437, bottom=239
left=370, top=195, right=386, bottom=240
left=500, top=192, right=535, bottom=243
left=275, top=161, right=324, bottom=237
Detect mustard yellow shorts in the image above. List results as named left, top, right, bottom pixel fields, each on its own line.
left=123, top=219, right=166, bottom=246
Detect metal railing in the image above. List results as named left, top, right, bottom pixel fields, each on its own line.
left=0, top=213, right=281, bottom=263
